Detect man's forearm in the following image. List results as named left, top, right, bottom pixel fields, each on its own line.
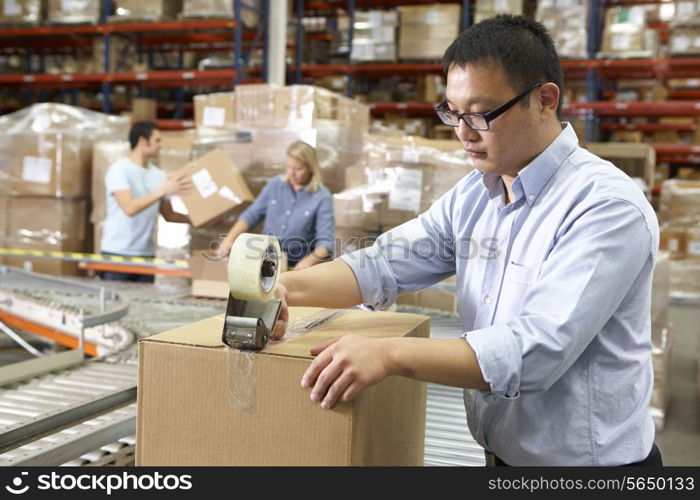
left=386, top=337, right=489, bottom=390
left=279, top=259, right=362, bottom=309
left=123, top=189, right=164, bottom=216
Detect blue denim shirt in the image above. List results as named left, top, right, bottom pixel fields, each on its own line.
left=340, top=124, right=659, bottom=465
left=240, top=175, right=335, bottom=263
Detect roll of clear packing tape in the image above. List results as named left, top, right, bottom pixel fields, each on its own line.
left=228, top=233, right=281, bottom=302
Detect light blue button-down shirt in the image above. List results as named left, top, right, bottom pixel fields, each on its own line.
left=340, top=124, right=659, bottom=466
left=240, top=175, right=335, bottom=264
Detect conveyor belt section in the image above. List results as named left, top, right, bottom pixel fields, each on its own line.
left=0, top=361, right=137, bottom=465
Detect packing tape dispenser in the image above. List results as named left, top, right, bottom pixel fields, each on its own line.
left=222, top=233, right=282, bottom=351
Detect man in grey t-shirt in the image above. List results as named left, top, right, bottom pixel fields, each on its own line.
left=101, top=121, right=191, bottom=282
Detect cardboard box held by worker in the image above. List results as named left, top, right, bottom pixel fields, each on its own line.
left=172, top=148, right=254, bottom=227
left=136, top=307, right=429, bottom=465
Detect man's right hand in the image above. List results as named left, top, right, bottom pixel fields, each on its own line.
left=161, top=173, right=191, bottom=196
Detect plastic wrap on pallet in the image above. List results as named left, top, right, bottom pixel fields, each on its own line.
left=398, top=4, right=461, bottom=60
left=0, top=104, right=130, bottom=198
left=0, top=0, right=41, bottom=25
left=336, top=135, right=474, bottom=231
left=91, top=140, right=130, bottom=225
left=233, top=84, right=370, bottom=131
left=536, top=0, right=588, bottom=59
left=110, top=0, right=182, bottom=22
left=672, top=0, right=700, bottom=27
left=2, top=197, right=89, bottom=276
left=47, top=0, right=100, bottom=25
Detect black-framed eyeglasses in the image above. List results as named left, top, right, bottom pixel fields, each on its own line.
left=435, top=82, right=543, bottom=131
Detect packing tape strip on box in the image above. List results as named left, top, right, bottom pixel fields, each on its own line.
left=0, top=247, right=188, bottom=269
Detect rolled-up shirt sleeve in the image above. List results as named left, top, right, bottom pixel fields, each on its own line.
left=240, top=179, right=273, bottom=228
left=313, top=190, right=335, bottom=254
left=465, top=198, right=656, bottom=400
left=339, top=188, right=458, bottom=310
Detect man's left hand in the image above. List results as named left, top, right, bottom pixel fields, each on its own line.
left=301, top=335, right=392, bottom=409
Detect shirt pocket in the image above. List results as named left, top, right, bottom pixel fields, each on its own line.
left=503, top=261, right=538, bottom=286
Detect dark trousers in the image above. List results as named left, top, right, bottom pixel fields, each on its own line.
left=485, top=443, right=663, bottom=467
left=100, top=252, right=155, bottom=284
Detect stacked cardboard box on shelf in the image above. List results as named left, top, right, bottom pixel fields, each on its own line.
left=193, top=92, right=236, bottom=132
left=181, top=0, right=258, bottom=27
left=109, top=0, right=182, bottom=23
left=398, top=4, right=461, bottom=60
left=536, top=0, right=588, bottom=59
left=599, top=6, right=658, bottom=58
left=0, top=0, right=41, bottom=25
left=47, top=0, right=100, bottom=24
left=474, top=0, right=525, bottom=24
left=350, top=10, right=398, bottom=62
left=0, top=104, right=129, bottom=275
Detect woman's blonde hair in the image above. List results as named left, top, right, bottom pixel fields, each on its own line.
left=283, top=141, right=324, bottom=193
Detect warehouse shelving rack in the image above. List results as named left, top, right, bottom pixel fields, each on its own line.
left=0, top=0, right=270, bottom=129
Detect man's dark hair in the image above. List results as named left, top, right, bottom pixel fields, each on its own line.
left=129, top=120, right=159, bottom=150
left=442, top=14, right=564, bottom=120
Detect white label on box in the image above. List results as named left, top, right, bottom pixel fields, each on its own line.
left=3, top=0, right=21, bottom=16
left=673, top=36, right=691, bottom=52
left=668, top=238, right=679, bottom=252
left=611, top=34, right=631, bottom=51
left=202, top=106, right=226, bottom=127
left=494, top=0, right=508, bottom=11
left=389, top=168, right=423, bottom=212
left=217, top=185, right=239, bottom=203
left=688, top=241, right=700, bottom=255
left=678, top=1, right=695, bottom=16
left=426, top=9, right=438, bottom=24
left=191, top=168, right=217, bottom=199
left=22, top=157, right=53, bottom=184
left=402, top=148, right=421, bottom=163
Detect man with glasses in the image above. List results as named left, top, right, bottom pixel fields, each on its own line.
left=272, top=15, right=661, bottom=466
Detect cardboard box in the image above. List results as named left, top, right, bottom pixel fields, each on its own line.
left=0, top=195, right=8, bottom=242
left=182, top=0, right=258, bottom=28
left=131, top=98, right=157, bottom=121
left=660, top=228, right=687, bottom=259
left=474, top=0, right=523, bottom=23
left=193, top=92, right=236, bottom=131
left=47, top=0, right=100, bottom=24
left=7, top=197, right=89, bottom=243
left=159, top=131, right=195, bottom=173
left=110, top=0, right=182, bottom=21
left=585, top=142, right=655, bottom=190
left=173, top=148, right=254, bottom=227
left=136, top=307, right=429, bottom=465
left=0, top=0, right=41, bottom=24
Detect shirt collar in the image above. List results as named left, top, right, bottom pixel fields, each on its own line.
left=480, top=122, right=578, bottom=207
